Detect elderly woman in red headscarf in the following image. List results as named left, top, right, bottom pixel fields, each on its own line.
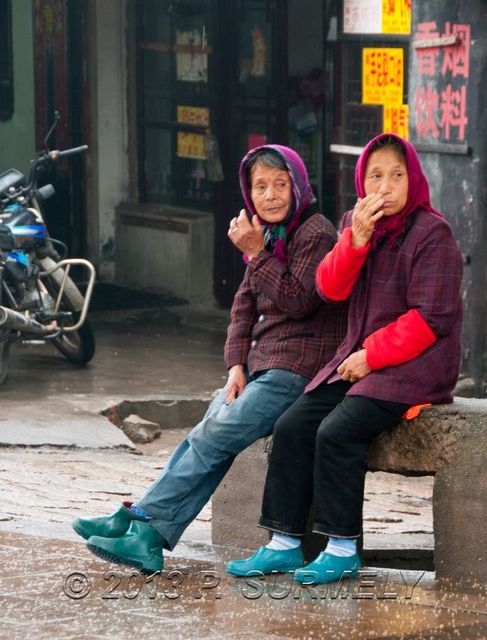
left=227, top=133, right=463, bottom=584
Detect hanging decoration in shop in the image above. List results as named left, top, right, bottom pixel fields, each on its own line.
left=203, top=133, right=224, bottom=182
left=250, top=26, right=267, bottom=77
left=344, top=0, right=411, bottom=35
left=176, top=106, right=209, bottom=159
left=240, top=22, right=269, bottom=82
left=412, top=21, right=470, bottom=144
left=175, top=30, right=208, bottom=82
left=362, top=48, right=408, bottom=138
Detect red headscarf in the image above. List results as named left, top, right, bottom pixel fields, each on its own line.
left=355, top=133, right=443, bottom=248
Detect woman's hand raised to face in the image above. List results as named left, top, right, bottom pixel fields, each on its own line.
left=228, top=209, right=265, bottom=259
left=351, top=192, right=385, bottom=248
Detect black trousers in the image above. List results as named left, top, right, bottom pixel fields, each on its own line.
left=259, top=381, right=409, bottom=538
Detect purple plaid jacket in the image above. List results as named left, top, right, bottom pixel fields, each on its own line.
left=224, top=214, right=348, bottom=380
left=306, top=209, right=463, bottom=404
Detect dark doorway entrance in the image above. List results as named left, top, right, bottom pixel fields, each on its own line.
left=134, top=0, right=288, bottom=308
left=213, top=0, right=288, bottom=307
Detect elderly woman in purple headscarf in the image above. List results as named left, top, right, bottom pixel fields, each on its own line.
left=70, top=145, right=347, bottom=573
left=227, top=133, right=463, bottom=585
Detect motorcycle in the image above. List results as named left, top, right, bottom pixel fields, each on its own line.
left=0, top=117, right=96, bottom=383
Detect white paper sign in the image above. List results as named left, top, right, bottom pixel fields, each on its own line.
left=343, top=0, right=382, bottom=34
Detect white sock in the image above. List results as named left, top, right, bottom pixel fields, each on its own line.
left=266, top=532, right=301, bottom=551
left=325, top=537, right=357, bottom=557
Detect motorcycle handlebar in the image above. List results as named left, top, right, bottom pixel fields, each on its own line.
left=55, top=145, right=89, bottom=158
left=16, top=144, right=90, bottom=194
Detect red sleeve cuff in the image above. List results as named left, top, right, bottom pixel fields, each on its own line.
left=364, top=308, right=437, bottom=370
left=316, top=228, right=370, bottom=301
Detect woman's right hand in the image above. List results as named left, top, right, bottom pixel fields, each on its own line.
left=351, top=192, right=385, bottom=248
left=227, top=209, right=265, bottom=259
left=224, top=364, right=247, bottom=403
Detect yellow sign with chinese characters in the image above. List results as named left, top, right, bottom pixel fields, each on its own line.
left=176, top=106, right=210, bottom=159
left=382, top=0, right=411, bottom=35
left=383, top=104, right=409, bottom=139
left=177, top=133, right=205, bottom=159
left=362, top=48, right=404, bottom=106
left=177, top=106, right=210, bottom=127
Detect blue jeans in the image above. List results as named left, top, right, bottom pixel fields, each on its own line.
left=137, top=368, right=308, bottom=549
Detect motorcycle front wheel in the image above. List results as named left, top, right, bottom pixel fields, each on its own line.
left=40, top=257, right=95, bottom=365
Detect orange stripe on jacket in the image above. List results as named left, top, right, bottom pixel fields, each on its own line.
left=402, top=403, right=432, bottom=420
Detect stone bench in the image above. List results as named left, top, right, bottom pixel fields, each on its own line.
left=212, top=398, right=487, bottom=588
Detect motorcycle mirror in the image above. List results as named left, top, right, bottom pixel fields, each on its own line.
left=43, top=111, right=61, bottom=150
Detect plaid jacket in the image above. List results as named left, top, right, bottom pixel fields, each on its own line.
left=224, top=214, right=348, bottom=380
left=306, top=209, right=463, bottom=404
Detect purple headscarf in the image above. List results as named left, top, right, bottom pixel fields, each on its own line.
left=355, top=133, right=443, bottom=248
left=239, top=144, right=316, bottom=263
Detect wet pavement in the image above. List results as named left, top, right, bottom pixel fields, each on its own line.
left=1, top=530, right=486, bottom=640
left=0, top=307, right=226, bottom=447
left=0, top=303, right=485, bottom=638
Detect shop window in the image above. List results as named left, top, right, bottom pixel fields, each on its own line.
left=334, top=40, right=408, bottom=213
left=136, top=0, right=216, bottom=209
left=0, top=0, right=13, bottom=121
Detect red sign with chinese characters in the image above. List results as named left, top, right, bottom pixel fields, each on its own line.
left=413, top=21, right=470, bottom=143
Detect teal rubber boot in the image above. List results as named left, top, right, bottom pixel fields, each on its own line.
left=293, top=551, right=361, bottom=585
left=72, top=502, right=141, bottom=540
left=226, top=546, right=304, bottom=577
left=87, top=520, right=164, bottom=574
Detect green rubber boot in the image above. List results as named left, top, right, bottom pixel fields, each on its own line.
left=293, top=551, right=361, bottom=585
left=72, top=502, right=141, bottom=540
left=226, top=546, right=305, bottom=576
left=87, top=520, right=164, bottom=574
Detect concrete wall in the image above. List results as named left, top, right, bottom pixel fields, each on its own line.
left=85, top=0, right=130, bottom=280
left=0, top=0, right=35, bottom=174
left=409, top=0, right=487, bottom=392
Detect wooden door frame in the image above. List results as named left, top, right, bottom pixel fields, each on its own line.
left=32, top=0, right=89, bottom=259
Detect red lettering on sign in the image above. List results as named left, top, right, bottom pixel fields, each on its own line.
left=439, top=84, right=468, bottom=141
left=415, top=84, right=440, bottom=138
left=413, top=21, right=471, bottom=142
left=441, top=23, right=470, bottom=78
left=415, top=22, right=440, bottom=77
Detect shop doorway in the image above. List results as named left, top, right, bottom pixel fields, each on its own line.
left=213, top=0, right=288, bottom=307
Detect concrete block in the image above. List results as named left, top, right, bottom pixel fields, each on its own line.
left=115, top=204, right=214, bottom=302
left=212, top=438, right=270, bottom=550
